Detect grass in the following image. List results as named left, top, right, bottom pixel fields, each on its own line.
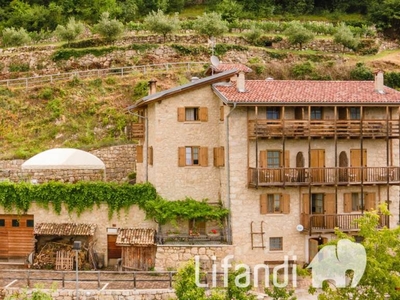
left=179, top=4, right=207, bottom=18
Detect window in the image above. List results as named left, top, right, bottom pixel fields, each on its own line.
left=186, top=146, right=199, bottom=165
left=260, top=194, right=290, bottom=214
left=310, top=107, right=322, bottom=120
left=189, top=219, right=206, bottom=235
left=178, top=107, right=208, bottom=122
left=185, top=107, right=199, bottom=121
left=12, top=219, right=19, bottom=227
left=27, top=220, right=34, bottom=227
left=269, top=237, right=283, bottom=251
left=351, top=193, right=363, bottom=211
left=267, top=151, right=280, bottom=168
left=267, top=107, right=280, bottom=120
left=0, top=219, right=4, bottom=227
left=349, top=107, right=360, bottom=120
left=178, top=147, right=208, bottom=167
left=311, top=194, right=324, bottom=213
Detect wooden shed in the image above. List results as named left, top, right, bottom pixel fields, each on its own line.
left=116, top=228, right=156, bottom=271
left=33, top=222, right=97, bottom=270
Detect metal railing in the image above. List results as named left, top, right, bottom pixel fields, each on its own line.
left=0, top=62, right=205, bottom=90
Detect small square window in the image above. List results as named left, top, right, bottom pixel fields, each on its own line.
left=270, top=237, right=283, bottom=251
left=27, top=220, right=34, bottom=227
left=267, top=194, right=281, bottom=213
left=267, top=107, right=280, bottom=120
left=311, top=107, right=322, bottom=120
left=185, top=107, right=199, bottom=121
left=185, top=146, right=200, bottom=166
left=12, top=219, right=19, bottom=227
left=0, top=219, right=5, bottom=227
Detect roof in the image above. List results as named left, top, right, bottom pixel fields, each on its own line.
left=21, top=148, right=105, bottom=170
left=34, top=223, right=96, bottom=236
left=127, top=70, right=236, bottom=110
left=205, top=63, right=252, bottom=76
left=212, top=80, right=400, bottom=106
left=116, top=228, right=156, bottom=246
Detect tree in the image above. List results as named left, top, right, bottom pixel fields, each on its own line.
left=92, top=12, right=124, bottom=43
left=55, top=17, right=85, bottom=45
left=368, top=0, right=400, bottom=38
left=1, top=27, right=31, bottom=47
left=143, top=10, right=180, bottom=42
left=215, top=0, right=243, bottom=23
left=310, top=204, right=400, bottom=299
left=283, top=21, right=314, bottom=49
left=193, top=12, right=228, bottom=39
left=333, top=23, right=359, bottom=51
left=174, top=260, right=206, bottom=300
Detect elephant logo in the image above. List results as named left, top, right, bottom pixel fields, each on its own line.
left=308, top=239, right=366, bottom=288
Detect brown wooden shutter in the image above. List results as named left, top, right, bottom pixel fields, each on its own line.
left=148, top=146, right=153, bottom=166
left=302, top=194, right=310, bottom=229
left=284, top=150, right=290, bottom=167
left=213, top=147, right=225, bottom=167
left=282, top=194, right=290, bottom=214
left=178, top=147, right=186, bottom=167
left=199, top=147, right=208, bottom=167
left=220, top=106, right=224, bottom=121
left=365, top=193, right=376, bottom=211
left=199, top=107, right=208, bottom=122
left=325, top=193, right=336, bottom=214
left=259, top=150, right=267, bottom=168
left=177, top=107, right=185, bottom=122
left=136, top=145, right=143, bottom=163
left=343, top=193, right=352, bottom=213
left=260, top=194, right=268, bottom=214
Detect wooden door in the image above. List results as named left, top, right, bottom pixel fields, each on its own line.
left=107, top=235, right=122, bottom=259
left=324, top=193, right=336, bottom=229
left=311, top=149, right=325, bottom=182
left=350, top=149, right=367, bottom=181
left=0, top=215, right=34, bottom=259
left=339, top=151, right=349, bottom=182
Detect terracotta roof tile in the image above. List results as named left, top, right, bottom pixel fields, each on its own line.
left=205, top=63, right=252, bottom=75
left=34, top=223, right=96, bottom=236
left=116, top=228, right=156, bottom=246
left=213, top=80, right=400, bottom=104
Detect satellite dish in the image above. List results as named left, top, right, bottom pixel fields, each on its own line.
left=296, top=224, right=304, bottom=232
left=211, top=55, right=220, bottom=67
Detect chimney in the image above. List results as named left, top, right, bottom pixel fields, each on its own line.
left=237, top=71, right=246, bottom=93
left=148, top=79, right=157, bottom=95
left=374, top=71, right=385, bottom=94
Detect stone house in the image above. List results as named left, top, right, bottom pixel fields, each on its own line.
left=128, top=66, right=400, bottom=267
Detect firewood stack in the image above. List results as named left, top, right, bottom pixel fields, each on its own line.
left=32, top=242, right=87, bottom=269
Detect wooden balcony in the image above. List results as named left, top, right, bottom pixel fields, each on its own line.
left=248, top=119, right=400, bottom=139
left=126, top=123, right=144, bottom=139
left=300, top=213, right=389, bottom=235
left=248, top=166, right=400, bottom=187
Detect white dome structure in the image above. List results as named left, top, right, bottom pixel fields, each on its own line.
left=21, top=148, right=105, bottom=170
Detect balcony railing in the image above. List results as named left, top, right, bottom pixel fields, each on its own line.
left=248, top=119, right=400, bottom=139
left=300, top=213, right=389, bottom=235
left=248, top=166, right=400, bottom=187
left=126, top=123, right=145, bottom=139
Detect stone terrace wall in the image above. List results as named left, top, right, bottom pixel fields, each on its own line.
left=0, top=144, right=136, bottom=183
left=155, top=245, right=234, bottom=271
left=1, top=289, right=176, bottom=300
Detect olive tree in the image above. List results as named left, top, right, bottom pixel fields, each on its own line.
left=143, top=10, right=180, bottom=42
left=193, top=12, right=228, bottom=39
left=283, top=21, right=314, bottom=49
left=93, top=12, right=124, bottom=43
left=55, top=17, right=85, bottom=45
left=1, top=27, right=31, bottom=47
left=333, top=23, right=359, bottom=51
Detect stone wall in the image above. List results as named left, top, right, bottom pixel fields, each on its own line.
left=155, top=245, right=234, bottom=271
left=1, top=289, right=176, bottom=300
left=0, top=144, right=136, bottom=183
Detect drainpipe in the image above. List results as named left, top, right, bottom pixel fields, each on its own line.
left=226, top=102, right=237, bottom=244
left=127, top=109, right=149, bottom=182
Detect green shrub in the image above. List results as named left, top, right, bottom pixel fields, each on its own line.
left=350, top=63, right=374, bottom=80
left=55, top=17, right=85, bottom=45
left=93, top=12, right=124, bottom=43
left=9, top=63, right=30, bottom=72
left=1, top=27, right=31, bottom=47
left=291, top=62, right=315, bottom=79
left=385, top=72, right=400, bottom=90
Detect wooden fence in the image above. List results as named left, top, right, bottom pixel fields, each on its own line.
left=0, top=62, right=205, bottom=90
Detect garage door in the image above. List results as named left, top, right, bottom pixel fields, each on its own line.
left=0, top=215, right=34, bottom=259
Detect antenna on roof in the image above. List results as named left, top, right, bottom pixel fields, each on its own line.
left=210, top=55, right=220, bottom=75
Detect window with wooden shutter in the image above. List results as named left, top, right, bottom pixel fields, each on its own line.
left=220, top=106, right=224, bottom=121
left=148, top=146, right=153, bottom=166
left=178, top=147, right=186, bottom=167
left=199, top=147, right=208, bottom=167
left=365, top=193, right=376, bottom=211
left=177, top=107, right=185, bottom=122
left=259, top=150, right=267, bottom=168
left=136, top=145, right=143, bottom=163
left=343, top=193, right=352, bottom=213
left=199, top=107, right=208, bottom=122
left=213, top=147, right=224, bottom=167
left=260, top=194, right=268, bottom=214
